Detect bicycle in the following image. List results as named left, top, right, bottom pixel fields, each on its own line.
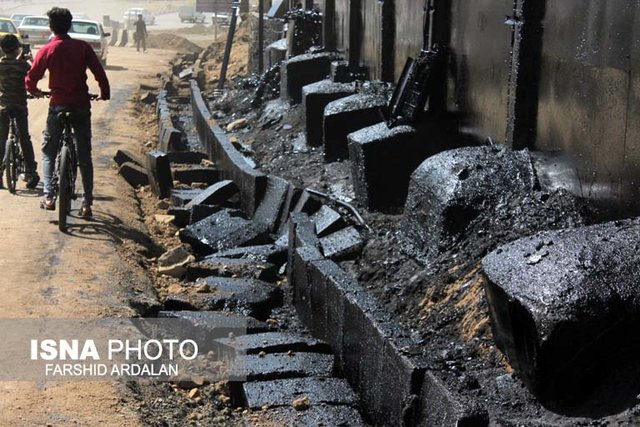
left=3, top=110, right=24, bottom=194
left=3, top=93, right=39, bottom=193
left=42, top=92, right=98, bottom=231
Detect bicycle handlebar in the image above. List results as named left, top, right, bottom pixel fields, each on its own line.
left=29, top=91, right=99, bottom=100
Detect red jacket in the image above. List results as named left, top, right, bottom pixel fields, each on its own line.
left=26, top=34, right=110, bottom=109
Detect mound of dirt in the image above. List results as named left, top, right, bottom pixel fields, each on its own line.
left=147, top=33, right=204, bottom=54
left=199, top=16, right=252, bottom=88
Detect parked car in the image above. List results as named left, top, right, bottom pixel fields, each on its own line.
left=178, top=6, right=206, bottom=23
left=67, top=19, right=110, bottom=66
left=0, top=17, right=19, bottom=38
left=18, top=16, right=50, bottom=47
left=123, top=8, right=155, bottom=30
left=9, top=13, right=29, bottom=28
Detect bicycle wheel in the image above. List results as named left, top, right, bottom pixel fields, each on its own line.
left=4, top=138, right=17, bottom=193
left=58, top=145, right=73, bottom=232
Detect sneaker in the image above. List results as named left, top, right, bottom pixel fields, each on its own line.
left=24, top=172, right=40, bottom=189
left=40, top=195, right=55, bottom=210
left=79, top=203, right=92, bottom=218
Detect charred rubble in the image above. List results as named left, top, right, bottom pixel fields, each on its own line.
left=115, top=3, right=640, bottom=426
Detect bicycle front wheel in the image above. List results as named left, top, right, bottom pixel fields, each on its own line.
left=58, top=145, right=73, bottom=232
left=4, top=138, right=17, bottom=193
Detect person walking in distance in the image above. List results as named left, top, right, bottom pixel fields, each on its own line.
left=0, top=34, right=39, bottom=189
left=134, top=14, right=147, bottom=53
left=25, top=7, right=110, bottom=217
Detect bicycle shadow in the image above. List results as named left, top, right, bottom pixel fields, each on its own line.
left=12, top=188, right=41, bottom=198
left=55, top=209, right=164, bottom=256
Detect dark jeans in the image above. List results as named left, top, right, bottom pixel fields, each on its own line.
left=0, top=107, right=37, bottom=173
left=136, top=34, right=146, bottom=52
left=42, top=106, right=93, bottom=206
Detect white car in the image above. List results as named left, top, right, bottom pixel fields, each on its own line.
left=123, top=8, right=155, bottom=30
left=18, top=16, right=51, bottom=47
left=9, top=13, right=30, bottom=28
left=68, top=20, right=110, bottom=66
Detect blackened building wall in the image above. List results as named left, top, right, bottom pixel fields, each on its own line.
left=321, top=0, right=640, bottom=212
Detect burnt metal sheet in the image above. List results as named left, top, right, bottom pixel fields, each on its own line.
left=359, top=0, right=382, bottom=79
left=335, top=0, right=351, bottom=58
left=534, top=0, right=640, bottom=211
left=446, top=0, right=515, bottom=145
left=393, top=0, right=423, bottom=82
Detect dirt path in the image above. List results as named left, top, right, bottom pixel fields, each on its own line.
left=0, top=46, right=175, bottom=426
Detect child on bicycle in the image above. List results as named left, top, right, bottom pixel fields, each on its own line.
left=0, top=34, right=39, bottom=189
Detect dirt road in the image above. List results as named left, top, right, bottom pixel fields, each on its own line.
left=0, top=46, right=175, bottom=426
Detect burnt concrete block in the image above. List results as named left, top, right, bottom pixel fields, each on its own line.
left=167, top=206, right=191, bottom=227
left=159, top=126, right=182, bottom=152
left=302, top=80, right=356, bottom=147
left=242, top=377, right=359, bottom=409
left=290, top=212, right=321, bottom=251
left=329, top=60, right=367, bottom=83
left=252, top=176, right=291, bottom=233
left=290, top=246, right=324, bottom=328
left=229, top=352, right=335, bottom=382
left=418, top=371, right=489, bottom=427
left=287, top=214, right=324, bottom=326
left=276, top=186, right=302, bottom=235
left=114, top=149, right=144, bottom=167
left=401, top=146, right=539, bottom=265
left=171, top=165, right=219, bottom=185
left=179, top=209, right=269, bottom=256
left=166, top=151, right=208, bottom=164
left=379, top=338, right=428, bottom=426
left=146, top=150, right=173, bottom=199
left=158, top=310, right=272, bottom=337
left=310, top=205, right=344, bottom=237
left=216, top=244, right=287, bottom=267
left=118, top=162, right=149, bottom=188
left=164, top=277, right=283, bottom=320
left=280, top=52, right=338, bottom=104
left=214, top=332, right=331, bottom=356
left=348, top=121, right=453, bottom=211
left=319, top=226, right=363, bottom=260
left=189, top=205, right=220, bottom=224
left=243, top=406, right=366, bottom=427
left=482, top=218, right=640, bottom=406
left=186, top=257, right=278, bottom=282
left=305, top=259, right=423, bottom=426
left=292, top=190, right=322, bottom=215
left=170, top=188, right=203, bottom=206
left=154, top=310, right=253, bottom=353
left=323, top=93, right=388, bottom=162
left=185, top=180, right=239, bottom=208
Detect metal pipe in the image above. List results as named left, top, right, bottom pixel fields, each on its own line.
left=305, top=189, right=371, bottom=232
